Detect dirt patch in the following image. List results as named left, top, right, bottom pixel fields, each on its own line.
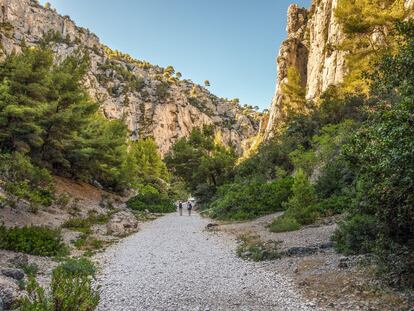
left=295, top=255, right=411, bottom=310
left=0, top=176, right=126, bottom=229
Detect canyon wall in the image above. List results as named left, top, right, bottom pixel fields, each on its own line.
left=264, top=0, right=346, bottom=139
left=0, top=0, right=261, bottom=155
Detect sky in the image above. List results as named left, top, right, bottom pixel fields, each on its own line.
left=40, top=0, right=310, bottom=110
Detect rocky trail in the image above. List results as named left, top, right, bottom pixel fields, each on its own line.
left=96, top=212, right=316, bottom=311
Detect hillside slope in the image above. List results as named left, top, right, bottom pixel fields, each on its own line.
left=0, top=0, right=260, bottom=155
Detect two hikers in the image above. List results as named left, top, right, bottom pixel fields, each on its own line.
left=178, top=200, right=193, bottom=216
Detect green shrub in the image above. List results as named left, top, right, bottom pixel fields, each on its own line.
left=208, top=177, right=293, bottom=221
left=269, top=215, right=301, bottom=233
left=0, top=153, right=54, bottom=207
left=18, top=263, right=39, bottom=277
left=126, top=184, right=175, bottom=213
left=19, top=258, right=99, bottom=311
left=315, top=159, right=354, bottom=199
left=58, top=257, right=96, bottom=277
left=0, top=195, right=6, bottom=208
left=62, top=211, right=115, bottom=234
left=333, top=214, right=379, bottom=255
left=19, top=277, right=51, bottom=311
left=74, top=234, right=104, bottom=251
left=284, top=203, right=319, bottom=226
left=0, top=225, right=67, bottom=256
left=51, top=260, right=100, bottom=311
left=62, top=218, right=92, bottom=234
left=55, top=193, right=70, bottom=208
left=314, top=195, right=351, bottom=216
left=266, top=170, right=322, bottom=233
left=236, top=234, right=281, bottom=261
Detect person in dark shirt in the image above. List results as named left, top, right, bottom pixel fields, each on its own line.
left=187, top=201, right=192, bottom=216
left=178, top=201, right=183, bottom=216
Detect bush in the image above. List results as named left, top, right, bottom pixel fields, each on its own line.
left=315, top=159, right=354, bottom=199
left=269, top=215, right=301, bottom=233
left=19, top=258, right=99, bottom=311
left=18, top=263, right=39, bottom=277
left=62, top=218, right=92, bottom=234
left=283, top=170, right=317, bottom=215
left=208, top=177, right=293, bottom=221
left=58, top=257, right=96, bottom=277
left=266, top=170, right=321, bottom=233
left=284, top=203, right=319, bottom=226
left=0, top=225, right=67, bottom=256
left=333, top=214, right=379, bottom=255
left=62, top=211, right=115, bottom=234
left=126, top=184, right=175, bottom=213
left=74, top=234, right=104, bottom=251
left=51, top=259, right=100, bottom=311
left=236, top=234, right=281, bottom=261
left=314, top=195, right=351, bottom=216
left=0, top=153, right=54, bottom=207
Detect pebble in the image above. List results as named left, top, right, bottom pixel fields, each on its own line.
left=96, top=213, right=318, bottom=311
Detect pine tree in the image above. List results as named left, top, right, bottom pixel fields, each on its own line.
left=129, top=138, right=169, bottom=186
left=0, top=48, right=53, bottom=153
left=35, top=51, right=98, bottom=171
left=283, top=169, right=318, bottom=224
left=66, top=115, right=129, bottom=191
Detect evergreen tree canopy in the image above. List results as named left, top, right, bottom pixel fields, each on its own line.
left=165, top=125, right=236, bottom=202
left=0, top=47, right=131, bottom=192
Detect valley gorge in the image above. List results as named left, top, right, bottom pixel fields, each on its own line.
left=0, top=0, right=413, bottom=310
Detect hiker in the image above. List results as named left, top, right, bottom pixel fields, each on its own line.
left=187, top=200, right=193, bottom=216
left=178, top=201, right=183, bottom=216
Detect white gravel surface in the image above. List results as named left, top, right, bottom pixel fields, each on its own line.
left=96, top=212, right=318, bottom=311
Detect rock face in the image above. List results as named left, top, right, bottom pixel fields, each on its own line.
left=0, top=0, right=260, bottom=155
left=265, top=0, right=347, bottom=139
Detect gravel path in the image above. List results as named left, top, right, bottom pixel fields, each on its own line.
left=96, top=212, right=318, bottom=311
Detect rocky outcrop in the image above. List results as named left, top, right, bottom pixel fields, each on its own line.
left=0, top=276, right=20, bottom=310
left=265, top=0, right=414, bottom=139
left=265, top=0, right=347, bottom=139
left=106, top=210, right=138, bottom=236
left=0, top=0, right=260, bottom=155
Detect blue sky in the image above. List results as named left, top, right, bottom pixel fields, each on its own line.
left=40, top=0, right=310, bottom=110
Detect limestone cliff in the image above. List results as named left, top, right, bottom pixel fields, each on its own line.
left=0, top=0, right=261, bottom=155
left=265, top=0, right=414, bottom=139
left=265, top=0, right=346, bottom=139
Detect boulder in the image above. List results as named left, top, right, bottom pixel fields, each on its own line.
left=106, top=211, right=138, bottom=236
left=206, top=223, right=219, bottom=229
left=338, top=256, right=349, bottom=269
left=286, top=247, right=318, bottom=256
left=0, top=276, right=20, bottom=310
left=1, top=268, right=24, bottom=281
left=319, top=241, right=334, bottom=249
